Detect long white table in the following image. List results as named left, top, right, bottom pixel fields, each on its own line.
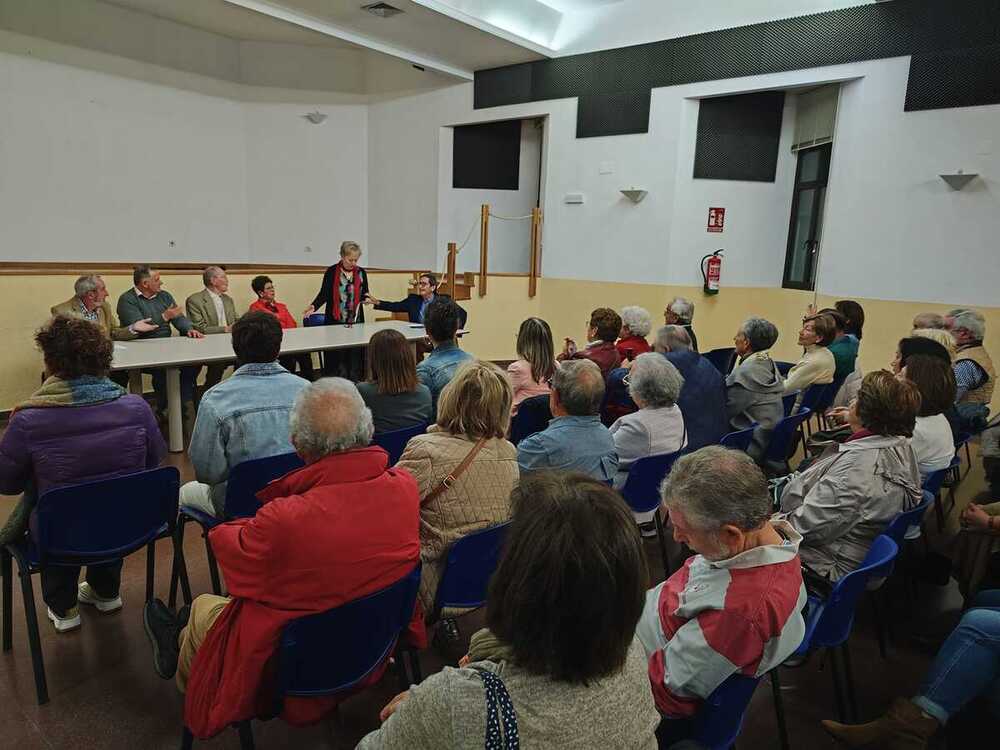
left=111, top=320, right=432, bottom=453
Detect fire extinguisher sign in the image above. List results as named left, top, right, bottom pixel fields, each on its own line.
left=707, top=207, right=725, bottom=233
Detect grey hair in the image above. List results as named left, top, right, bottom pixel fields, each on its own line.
left=951, top=309, right=985, bottom=340
left=620, top=306, right=652, bottom=338
left=739, top=317, right=779, bottom=352
left=654, top=325, right=691, bottom=353
left=629, top=353, right=684, bottom=408
left=289, top=378, right=374, bottom=459
left=552, top=359, right=605, bottom=416
left=912, top=312, right=947, bottom=330
left=74, top=274, right=101, bottom=298
left=668, top=297, right=695, bottom=323
left=661, top=447, right=771, bottom=533
left=202, top=265, right=225, bottom=287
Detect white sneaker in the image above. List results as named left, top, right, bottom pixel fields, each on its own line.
left=47, top=606, right=81, bottom=633
left=78, top=582, right=123, bottom=613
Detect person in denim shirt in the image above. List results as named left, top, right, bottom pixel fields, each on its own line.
left=517, top=359, right=618, bottom=482
left=417, top=298, right=474, bottom=419
left=181, top=312, right=309, bottom=517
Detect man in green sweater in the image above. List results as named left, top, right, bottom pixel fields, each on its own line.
left=117, top=265, right=204, bottom=417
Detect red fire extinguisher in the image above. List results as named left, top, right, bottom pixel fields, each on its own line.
left=701, top=250, right=723, bottom=295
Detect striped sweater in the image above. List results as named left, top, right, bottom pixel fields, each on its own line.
left=635, top=520, right=806, bottom=717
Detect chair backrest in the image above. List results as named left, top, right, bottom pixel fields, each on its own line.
left=763, top=408, right=811, bottom=464
left=276, top=564, right=421, bottom=698
left=775, top=361, right=795, bottom=376
left=704, top=347, right=736, bottom=376
left=620, top=450, right=684, bottom=515
left=303, top=313, right=327, bottom=327
left=814, top=374, right=847, bottom=413
left=921, top=463, right=951, bottom=496
left=719, top=424, right=757, bottom=452
left=782, top=390, right=800, bottom=416
left=432, top=521, right=511, bottom=620
left=883, top=491, right=934, bottom=546
left=811, top=535, right=898, bottom=648
left=34, top=466, right=180, bottom=563
left=690, top=673, right=762, bottom=749
left=225, top=452, right=304, bottom=519
left=509, top=394, right=553, bottom=445
left=372, top=422, right=429, bottom=466
left=797, top=383, right=828, bottom=412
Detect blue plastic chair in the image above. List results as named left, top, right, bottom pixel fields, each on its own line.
left=704, top=347, right=736, bottom=376
left=656, top=673, right=762, bottom=750
left=883, top=491, right=935, bottom=549
left=782, top=390, right=800, bottom=416
left=181, top=565, right=422, bottom=749
left=773, top=535, right=899, bottom=733
left=302, top=313, right=328, bottom=368
left=509, top=393, right=552, bottom=445
left=762, top=408, right=812, bottom=474
left=169, top=453, right=304, bottom=607
left=373, top=422, right=429, bottom=465
left=1, top=466, right=181, bottom=705
left=719, top=424, right=757, bottom=453
left=922, top=456, right=960, bottom=532
left=775, top=361, right=795, bottom=376
left=795, top=384, right=828, bottom=439
left=430, top=522, right=511, bottom=624
left=620, top=450, right=684, bottom=580
left=812, top=373, right=848, bottom=428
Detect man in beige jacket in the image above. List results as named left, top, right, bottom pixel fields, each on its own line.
left=52, top=275, right=157, bottom=340
left=186, top=266, right=239, bottom=390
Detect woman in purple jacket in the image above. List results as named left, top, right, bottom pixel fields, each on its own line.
left=0, top=316, right=166, bottom=632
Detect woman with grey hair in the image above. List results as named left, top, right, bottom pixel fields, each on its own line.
left=616, top=306, right=653, bottom=362
left=610, top=353, right=687, bottom=527
left=726, top=317, right=783, bottom=461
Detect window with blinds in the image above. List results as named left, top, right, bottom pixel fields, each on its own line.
left=792, top=84, right=840, bottom=152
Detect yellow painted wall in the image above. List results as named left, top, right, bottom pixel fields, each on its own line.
left=2, top=272, right=998, bottom=416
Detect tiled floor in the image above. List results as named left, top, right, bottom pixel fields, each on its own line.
left=0, top=440, right=993, bottom=749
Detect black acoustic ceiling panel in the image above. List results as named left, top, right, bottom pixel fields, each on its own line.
left=694, top=92, right=786, bottom=182
left=473, top=0, right=1000, bottom=138
left=905, top=44, right=1000, bottom=111
left=453, top=120, right=522, bottom=190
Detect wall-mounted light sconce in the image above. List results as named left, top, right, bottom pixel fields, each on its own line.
left=620, top=188, right=648, bottom=203
left=939, top=170, right=979, bottom=190
left=303, top=111, right=328, bottom=125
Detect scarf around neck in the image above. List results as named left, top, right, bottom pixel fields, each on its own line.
left=17, top=375, right=125, bottom=412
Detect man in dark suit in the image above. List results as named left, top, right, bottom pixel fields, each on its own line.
left=367, top=273, right=467, bottom=329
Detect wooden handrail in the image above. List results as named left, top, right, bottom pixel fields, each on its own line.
left=479, top=204, right=489, bottom=298
left=529, top=207, right=542, bottom=298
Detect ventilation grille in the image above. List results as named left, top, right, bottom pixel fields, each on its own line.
left=362, top=2, right=404, bottom=18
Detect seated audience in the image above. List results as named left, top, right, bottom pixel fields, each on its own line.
left=664, top=297, right=698, bottom=351
left=358, top=329, right=433, bottom=434
left=782, top=313, right=836, bottom=403
left=517, top=359, right=617, bottom=482
left=610, top=353, right=686, bottom=490
left=949, top=308, right=994, bottom=423
left=818, top=308, right=859, bottom=381
left=417, top=298, right=474, bottom=417
left=913, top=327, right=957, bottom=359
left=52, top=274, right=156, bottom=340
left=636, top=447, right=805, bottom=730
left=358, top=472, right=659, bottom=748
left=777, top=371, right=923, bottom=584
left=248, top=275, right=314, bottom=379
left=903, top=352, right=958, bottom=477
left=142, top=378, right=423, bottom=739
left=397, top=361, right=517, bottom=615
left=913, top=312, right=948, bottom=330
left=181, top=312, right=309, bottom=517
left=725, top=317, right=783, bottom=461
left=655, top=325, right=727, bottom=449
left=186, top=266, right=238, bottom=389
left=559, top=307, right=623, bottom=378
left=617, top=306, right=653, bottom=362
left=822, top=589, right=1000, bottom=750
left=116, top=265, right=203, bottom=419
left=369, top=272, right=468, bottom=328
left=506, top=317, right=557, bottom=413
left=0, top=317, right=165, bottom=631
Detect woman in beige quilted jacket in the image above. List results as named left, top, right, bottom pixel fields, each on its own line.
left=397, top=360, right=519, bottom=618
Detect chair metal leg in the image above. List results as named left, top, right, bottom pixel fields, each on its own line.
left=654, top=511, right=671, bottom=580
left=934, top=492, right=945, bottom=532
left=18, top=565, right=49, bottom=705
left=770, top=669, right=791, bottom=750
left=145, top=540, right=156, bottom=603
left=408, top=647, right=423, bottom=684
left=828, top=647, right=847, bottom=723
left=2, top=548, right=12, bottom=652
left=237, top=720, right=255, bottom=750
left=204, top=534, right=222, bottom=596
left=871, top=595, right=888, bottom=660
left=180, top=727, right=194, bottom=750
left=169, top=519, right=193, bottom=609
left=841, top=643, right=859, bottom=723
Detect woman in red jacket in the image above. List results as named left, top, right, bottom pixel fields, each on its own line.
left=616, top=306, right=653, bottom=363
left=558, top=307, right=623, bottom=379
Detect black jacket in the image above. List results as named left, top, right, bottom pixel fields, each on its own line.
left=374, top=293, right=467, bottom=328
left=310, top=264, right=370, bottom=324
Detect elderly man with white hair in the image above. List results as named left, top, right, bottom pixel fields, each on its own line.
left=52, top=274, right=157, bottom=340
left=635, top=446, right=805, bottom=729
left=948, top=309, right=994, bottom=417
left=617, top=305, right=653, bottom=362
left=187, top=266, right=239, bottom=390
left=664, top=297, right=698, bottom=352
left=142, top=377, right=423, bottom=739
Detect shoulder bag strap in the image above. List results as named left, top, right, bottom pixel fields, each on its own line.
left=424, top=437, right=488, bottom=503
left=478, top=670, right=520, bottom=750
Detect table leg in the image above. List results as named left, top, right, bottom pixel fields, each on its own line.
left=166, top=367, right=184, bottom=453
left=128, top=369, right=142, bottom=394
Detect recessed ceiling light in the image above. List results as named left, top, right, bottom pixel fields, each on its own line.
left=362, top=2, right=404, bottom=18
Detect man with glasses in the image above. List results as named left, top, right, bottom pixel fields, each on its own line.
left=367, top=273, right=468, bottom=328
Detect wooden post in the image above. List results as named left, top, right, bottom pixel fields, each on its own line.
left=446, top=242, right=457, bottom=296
left=529, top=207, right=542, bottom=298
left=479, top=204, right=489, bottom=298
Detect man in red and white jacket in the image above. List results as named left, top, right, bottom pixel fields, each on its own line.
left=636, top=446, right=806, bottom=720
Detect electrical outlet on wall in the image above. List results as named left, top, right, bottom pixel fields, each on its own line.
left=304, top=246, right=313, bottom=253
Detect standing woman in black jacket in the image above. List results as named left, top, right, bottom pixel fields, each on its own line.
left=303, top=241, right=370, bottom=376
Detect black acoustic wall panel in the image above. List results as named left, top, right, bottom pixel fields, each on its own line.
left=694, top=92, right=786, bottom=182
left=453, top=120, right=522, bottom=190
left=473, top=0, right=1000, bottom=138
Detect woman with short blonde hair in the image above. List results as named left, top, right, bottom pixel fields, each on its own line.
left=912, top=328, right=957, bottom=360
left=397, top=360, right=518, bottom=615
left=357, top=329, right=432, bottom=434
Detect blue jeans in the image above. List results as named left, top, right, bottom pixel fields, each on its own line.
left=150, top=366, right=198, bottom=410
left=913, top=590, right=1000, bottom=724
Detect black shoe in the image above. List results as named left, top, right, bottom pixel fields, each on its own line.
left=143, top=598, right=182, bottom=680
